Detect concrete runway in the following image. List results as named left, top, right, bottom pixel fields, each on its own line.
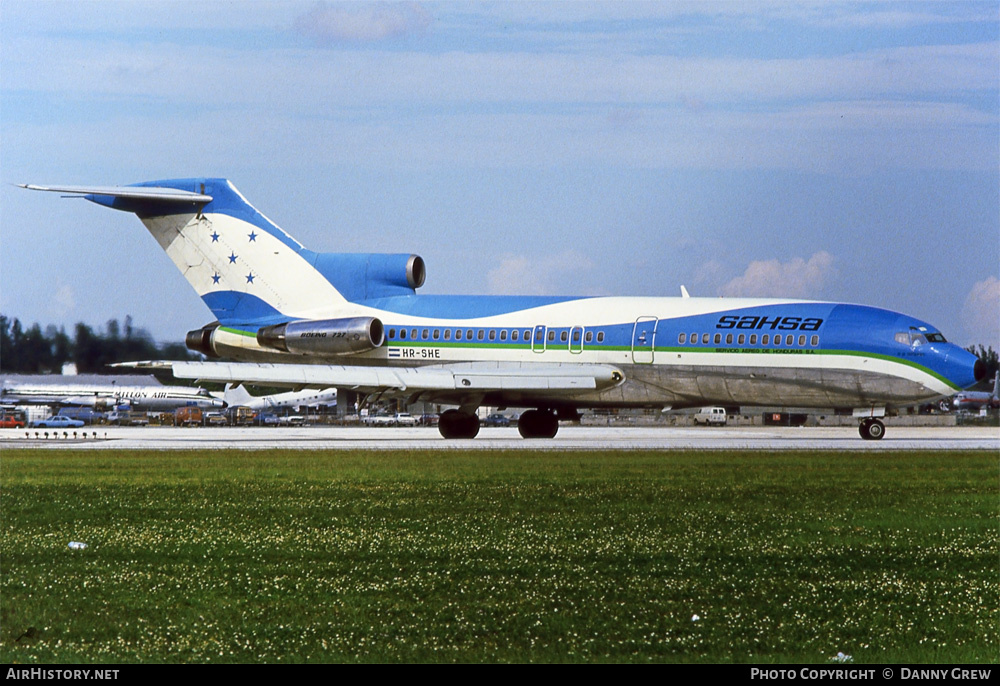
left=4, top=424, right=997, bottom=451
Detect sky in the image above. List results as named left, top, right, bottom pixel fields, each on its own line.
left=2, top=0, right=998, bottom=349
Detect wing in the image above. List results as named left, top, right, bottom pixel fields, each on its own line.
left=118, top=360, right=624, bottom=405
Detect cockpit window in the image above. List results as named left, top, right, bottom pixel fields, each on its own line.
left=896, top=330, right=945, bottom=346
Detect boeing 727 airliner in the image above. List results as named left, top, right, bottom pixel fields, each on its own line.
left=22, top=179, right=985, bottom=440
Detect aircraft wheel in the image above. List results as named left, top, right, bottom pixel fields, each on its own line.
left=517, top=410, right=559, bottom=439
left=858, top=418, right=885, bottom=440
left=438, top=410, right=480, bottom=439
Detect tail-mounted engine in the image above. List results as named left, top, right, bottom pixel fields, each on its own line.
left=256, top=317, right=385, bottom=356
left=185, top=322, right=221, bottom=358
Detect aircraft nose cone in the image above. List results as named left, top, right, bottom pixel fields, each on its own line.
left=973, top=358, right=987, bottom=383
left=948, top=347, right=987, bottom=390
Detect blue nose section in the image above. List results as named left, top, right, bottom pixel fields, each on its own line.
left=949, top=346, right=987, bottom=390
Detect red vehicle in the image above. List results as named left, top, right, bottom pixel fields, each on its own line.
left=1, top=410, right=27, bottom=429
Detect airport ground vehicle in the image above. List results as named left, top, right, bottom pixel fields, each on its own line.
left=228, top=406, right=256, bottom=425
left=0, top=409, right=27, bottom=429
left=694, top=407, right=727, bottom=425
left=107, top=410, right=149, bottom=426
left=362, top=411, right=395, bottom=426
left=393, top=412, right=418, bottom=426
left=31, top=415, right=85, bottom=429
left=481, top=413, right=511, bottom=427
left=175, top=406, right=204, bottom=426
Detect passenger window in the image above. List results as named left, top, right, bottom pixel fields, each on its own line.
left=560, top=331, right=568, bottom=343
left=572, top=330, right=580, bottom=343
left=410, top=329, right=417, bottom=339
left=785, top=334, right=793, bottom=346
left=422, top=329, right=429, bottom=340
left=726, top=333, right=733, bottom=345
left=713, top=333, right=721, bottom=344
left=489, top=330, right=496, bottom=341
left=444, top=329, right=451, bottom=340
left=500, top=330, right=507, bottom=341
left=467, top=330, right=473, bottom=340
left=798, top=334, right=805, bottom=346
left=548, top=331, right=555, bottom=342
left=585, top=332, right=593, bottom=343
left=762, top=334, right=769, bottom=345
left=702, top=333, right=710, bottom=344
left=455, top=329, right=462, bottom=340
left=678, top=333, right=687, bottom=344
left=433, top=329, right=440, bottom=340
left=512, top=330, right=519, bottom=341
left=597, top=332, right=605, bottom=343
left=811, top=335, right=819, bottom=346
left=738, top=334, right=745, bottom=345
left=750, top=334, right=757, bottom=345
left=389, top=328, right=396, bottom=338
left=477, top=330, right=484, bottom=341
left=400, top=329, right=407, bottom=340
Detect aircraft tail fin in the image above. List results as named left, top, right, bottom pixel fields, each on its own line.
left=24, top=179, right=427, bottom=336
left=223, top=383, right=255, bottom=407
left=23, top=179, right=349, bottom=325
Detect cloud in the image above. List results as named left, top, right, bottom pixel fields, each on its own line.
left=487, top=251, right=595, bottom=296
left=718, top=251, right=837, bottom=299
left=961, top=276, right=1000, bottom=346
left=294, top=1, right=430, bottom=45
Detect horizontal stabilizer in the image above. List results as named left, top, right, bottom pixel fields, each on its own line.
left=18, top=184, right=212, bottom=203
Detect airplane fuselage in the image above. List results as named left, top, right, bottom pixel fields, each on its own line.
left=0, top=382, right=224, bottom=412
left=203, top=295, right=973, bottom=413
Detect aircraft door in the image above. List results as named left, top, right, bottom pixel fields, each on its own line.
left=532, top=325, right=547, bottom=353
left=569, top=326, right=584, bottom=354
left=631, top=317, right=657, bottom=364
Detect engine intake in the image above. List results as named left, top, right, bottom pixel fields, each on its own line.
left=257, top=317, right=385, bottom=356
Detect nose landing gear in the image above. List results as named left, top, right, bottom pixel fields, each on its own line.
left=859, top=417, right=885, bottom=440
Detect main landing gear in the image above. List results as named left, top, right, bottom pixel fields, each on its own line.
left=437, top=408, right=562, bottom=440
left=858, top=417, right=885, bottom=441
left=438, top=410, right=480, bottom=439
left=517, top=409, right=559, bottom=439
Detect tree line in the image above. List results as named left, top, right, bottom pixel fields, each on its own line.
left=1, top=315, right=200, bottom=374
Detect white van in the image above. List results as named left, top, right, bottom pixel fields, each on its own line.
left=694, top=407, right=727, bottom=426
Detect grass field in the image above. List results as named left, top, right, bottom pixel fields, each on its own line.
left=1, top=449, right=996, bottom=663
